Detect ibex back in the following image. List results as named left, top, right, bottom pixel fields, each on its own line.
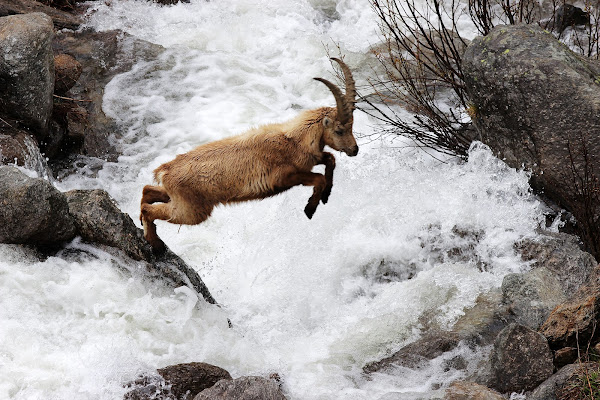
left=140, top=58, right=358, bottom=253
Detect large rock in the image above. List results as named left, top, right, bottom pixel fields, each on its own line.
left=488, top=323, right=553, bottom=393
left=0, top=0, right=82, bottom=30
left=529, top=362, right=598, bottom=400
left=540, top=264, right=600, bottom=349
left=500, top=267, right=566, bottom=330
left=51, top=30, right=164, bottom=162
left=0, top=166, right=75, bottom=245
left=125, top=362, right=232, bottom=400
left=462, top=24, right=600, bottom=256
left=193, top=376, right=287, bottom=400
left=517, top=232, right=597, bottom=295
left=0, top=13, right=54, bottom=138
left=65, top=189, right=217, bottom=304
left=0, top=128, right=52, bottom=178
left=363, top=331, right=460, bottom=373
left=443, top=381, right=504, bottom=400
left=364, top=290, right=511, bottom=376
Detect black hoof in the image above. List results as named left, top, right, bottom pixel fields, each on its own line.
left=304, top=204, right=316, bottom=219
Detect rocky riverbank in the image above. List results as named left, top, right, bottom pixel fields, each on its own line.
left=3, top=1, right=600, bottom=399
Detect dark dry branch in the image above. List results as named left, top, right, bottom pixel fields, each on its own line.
left=365, top=0, right=473, bottom=158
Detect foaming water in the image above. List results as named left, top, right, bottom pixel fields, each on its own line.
left=2, top=1, right=547, bottom=399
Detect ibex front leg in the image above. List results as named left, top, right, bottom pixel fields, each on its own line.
left=283, top=172, right=327, bottom=219
left=318, top=152, right=335, bottom=204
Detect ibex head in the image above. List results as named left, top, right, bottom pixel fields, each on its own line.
left=315, top=58, right=359, bottom=157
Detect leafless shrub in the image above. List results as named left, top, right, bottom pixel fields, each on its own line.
left=363, top=0, right=475, bottom=158
left=566, top=136, right=600, bottom=260
left=365, top=0, right=599, bottom=157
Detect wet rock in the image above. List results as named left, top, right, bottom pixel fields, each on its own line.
left=463, top=24, right=600, bottom=257
left=540, top=265, right=600, bottom=350
left=363, top=331, right=460, bottom=373
left=488, top=323, right=553, bottom=393
left=51, top=30, right=164, bottom=163
left=531, top=362, right=599, bottom=400
left=0, top=0, right=82, bottom=30
left=0, top=129, right=52, bottom=177
left=517, top=232, right=597, bottom=295
left=501, top=267, right=566, bottom=330
left=450, top=289, right=509, bottom=345
left=443, top=381, right=504, bottom=400
left=0, top=166, right=75, bottom=246
left=193, top=376, right=287, bottom=400
left=65, top=189, right=154, bottom=261
left=54, top=54, right=82, bottom=95
left=552, top=4, right=590, bottom=33
left=125, top=362, right=232, bottom=400
left=0, top=13, right=54, bottom=138
left=65, top=189, right=217, bottom=304
left=364, top=290, right=512, bottom=377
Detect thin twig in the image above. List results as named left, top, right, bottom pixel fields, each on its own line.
left=53, top=94, right=92, bottom=102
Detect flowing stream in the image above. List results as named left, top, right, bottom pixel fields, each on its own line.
left=1, top=0, right=549, bottom=399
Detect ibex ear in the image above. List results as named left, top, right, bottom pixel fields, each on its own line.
left=322, top=117, right=333, bottom=128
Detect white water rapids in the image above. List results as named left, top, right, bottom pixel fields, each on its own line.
left=1, top=0, right=551, bottom=399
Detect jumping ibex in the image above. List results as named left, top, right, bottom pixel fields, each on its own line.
left=140, top=58, right=358, bottom=253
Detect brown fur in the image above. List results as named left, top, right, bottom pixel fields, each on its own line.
left=141, top=62, right=358, bottom=253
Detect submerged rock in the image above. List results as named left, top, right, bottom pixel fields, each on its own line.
left=0, top=166, right=75, bottom=246
left=125, top=362, right=232, bottom=400
left=193, top=376, right=287, bottom=400
left=488, top=323, right=553, bottom=393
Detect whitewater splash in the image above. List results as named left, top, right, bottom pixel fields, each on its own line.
left=1, top=1, right=547, bottom=399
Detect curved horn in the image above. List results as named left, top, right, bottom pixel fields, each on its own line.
left=331, top=57, right=356, bottom=117
left=313, top=77, right=348, bottom=124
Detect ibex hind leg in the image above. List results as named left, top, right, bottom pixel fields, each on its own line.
left=140, top=185, right=170, bottom=223
left=141, top=200, right=213, bottom=254
left=141, top=202, right=173, bottom=254
left=142, top=185, right=170, bottom=204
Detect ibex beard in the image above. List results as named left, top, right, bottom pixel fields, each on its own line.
left=140, top=58, right=358, bottom=254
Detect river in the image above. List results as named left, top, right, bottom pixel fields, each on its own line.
left=1, top=0, right=548, bottom=398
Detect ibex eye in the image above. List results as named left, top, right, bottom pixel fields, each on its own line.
left=335, top=129, right=344, bottom=136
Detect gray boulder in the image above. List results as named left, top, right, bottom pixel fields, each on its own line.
left=443, top=381, right=504, bottom=400
left=462, top=24, right=600, bottom=256
left=363, top=331, right=460, bottom=373
left=193, top=376, right=287, bottom=400
left=488, top=323, right=553, bottom=393
left=65, top=189, right=217, bottom=304
left=51, top=30, right=164, bottom=162
left=0, top=13, right=54, bottom=138
left=0, top=166, right=75, bottom=245
left=517, top=232, right=597, bottom=295
left=125, top=362, right=232, bottom=400
left=0, top=0, right=82, bottom=30
left=529, top=362, right=598, bottom=400
left=0, top=129, right=52, bottom=178
left=501, top=267, right=566, bottom=330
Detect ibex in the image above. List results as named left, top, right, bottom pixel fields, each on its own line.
left=140, top=58, right=358, bottom=253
